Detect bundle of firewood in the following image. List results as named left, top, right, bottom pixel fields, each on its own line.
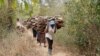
left=25, top=17, right=36, bottom=29
left=55, top=18, right=64, bottom=29
left=25, top=16, right=64, bottom=31
left=35, top=18, right=47, bottom=32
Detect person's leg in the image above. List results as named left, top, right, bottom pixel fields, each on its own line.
left=36, top=32, right=38, bottom=39
left=49, top=40, right=53, bottom=50
left=32, top=28, right=37, bottom=38
left=44, top=36, right=47, bottom=47
left=35, top=30, right=37, bottom=37
left=49, top=39, right=53, bottom=55
left=36, top=32, right=40, bottom=43
left=47, top=38, right=53, bottom=55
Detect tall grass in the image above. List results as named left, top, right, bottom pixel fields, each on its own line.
left=0, top=29, right=37, bottom=56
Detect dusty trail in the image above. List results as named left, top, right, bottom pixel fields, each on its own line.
left=26, top=29, right=73, bottom=56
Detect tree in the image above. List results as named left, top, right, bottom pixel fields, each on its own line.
left=0, top=0, right=39, bottom=39
left=65, top=0, right=100, bottom=56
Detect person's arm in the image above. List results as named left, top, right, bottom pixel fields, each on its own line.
left=45, top=22, right=49, bottom=33
left=53, top=25, right=56, bottom=33
left=44, top=25, right=47, bottom=33
left=54, top=21, right=57, bottom=33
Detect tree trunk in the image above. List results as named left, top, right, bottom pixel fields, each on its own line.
left=7, top=0, right=14, bottom=30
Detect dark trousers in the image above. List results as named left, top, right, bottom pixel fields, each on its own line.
left=47, top=38, right=53, bottom=50
left=32, top=28, right=37, bottom=38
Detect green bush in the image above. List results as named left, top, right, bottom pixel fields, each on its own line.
left=64, top=0, right=100, bottom=56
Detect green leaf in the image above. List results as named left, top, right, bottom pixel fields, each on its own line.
left=32, top=0, right=39, bottom=5
left=0, top=0, right=4, bottom=6
left=11, top=0, right=17, bottom=10
left=24, top=1, right=29, bottom=11
left=32, top=0, right=39, bottom=3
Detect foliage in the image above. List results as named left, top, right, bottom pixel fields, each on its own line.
left=64, top=0, right=100, bottom=56
left=0, top=0, right=39, bottom=39
left=0, top=0, right=100, bottom=56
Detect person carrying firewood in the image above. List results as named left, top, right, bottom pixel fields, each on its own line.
left=45, top=17, right=57, bottom=56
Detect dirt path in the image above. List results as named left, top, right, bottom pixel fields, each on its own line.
left=26, top=29, right=73, bottom=56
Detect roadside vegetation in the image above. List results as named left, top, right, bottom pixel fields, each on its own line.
left=0, top=0, right=100, bottom=56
